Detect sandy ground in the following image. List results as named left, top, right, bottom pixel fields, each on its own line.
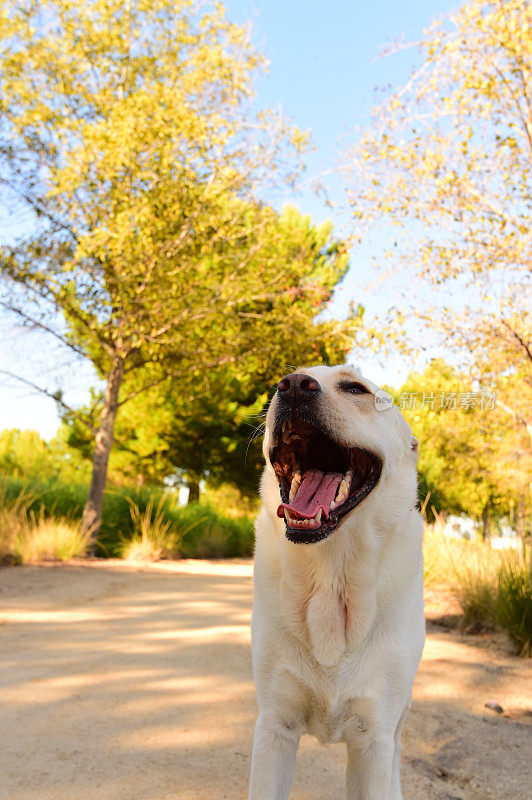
left=0, top=560, right=530, bottom=800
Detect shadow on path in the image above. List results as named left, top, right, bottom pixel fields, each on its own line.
left=0, top=562, right=530, bottom=800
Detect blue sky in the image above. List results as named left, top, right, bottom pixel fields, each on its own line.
left=0, top=0, right=459, bottom=439
left=225, top=0, right=457, bottom=222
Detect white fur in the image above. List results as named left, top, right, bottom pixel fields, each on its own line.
left=249, top=365, right=425, bottom=800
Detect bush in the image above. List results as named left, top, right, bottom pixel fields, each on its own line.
left=16, top=516, right=90, bottom=563
left=0, top=485, right=35, bottom=563
left=202, top=484, right=260, bottom=518
left=451, top=545, right=501, bottom=632
left=456, top=572, right=498, bottom=632
left=0, top=484, right=89, bottom=563
left=496, top=558, right=532, bottom=657
left=122, top=496, right=180, bottom=561
left=423, top=524, right=531, bottom=655
left=177, top=503, right=254, bottom=558
left=0, top=475, right=255, bottom=559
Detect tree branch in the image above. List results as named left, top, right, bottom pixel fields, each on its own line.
left=0, top=301, right=95, bottom=364
left=0, top=369, right=97, bottom=435
left=117, top=354, right=235, bottom=407
left=16, top=277, right=116, bottom=359
left=0, top=177, right=80, bottom=243
left=495, top=398, right=532, bottom=442
left=500, top=319, right=532, bottom=367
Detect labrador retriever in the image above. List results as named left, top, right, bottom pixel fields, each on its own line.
left=249, top=365, right=425, bottom=800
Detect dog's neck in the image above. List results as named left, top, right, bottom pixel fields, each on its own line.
left=277, top=516, right=382, bottom=666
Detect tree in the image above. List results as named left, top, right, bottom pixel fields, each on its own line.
left=60, top=208, right=361, bottom=501
left=343, top=0, right=531, bottom=441
left=0, top=427, right=89, bottom=483
left=396, top=359, right=531, bottom=542
left=101, top=366, right=267, bottom=500
left=0, top=1, right=356, bottom=546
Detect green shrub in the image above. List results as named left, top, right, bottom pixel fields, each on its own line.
left=456, top=573, right=498, bottom=632
left=496, top=558, right=532, bottom=656
left=1, top=475, right=171, bottom=556
left=424, top=524, right=532, bottom=655
left=423, top=524, right=501, bottom=590
left=202, top=484, right=260, bottom=518
left=0, top=475, right=255, bottom=559
left=177, top=503, right=254, bottom=558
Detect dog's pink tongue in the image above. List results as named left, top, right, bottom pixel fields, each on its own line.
left=277, top=469, right=342, bottom=521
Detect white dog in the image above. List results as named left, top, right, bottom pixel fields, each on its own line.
left=249, top=366, right=425, bottom=800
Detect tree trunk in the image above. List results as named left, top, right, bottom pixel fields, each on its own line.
left=515, top=499, right=526, bottom=563
left=481, top=503, right=491, bottom=542
left=82, top=355, right=125, bottom=555
left=187, top=477, right=200, bottom=505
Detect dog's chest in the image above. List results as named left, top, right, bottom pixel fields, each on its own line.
left=281, top=575, right=353, bottom=666
left=305, top=587, right=348, bottom=666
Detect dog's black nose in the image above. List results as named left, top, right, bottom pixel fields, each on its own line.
left=277, top=372, right=321, bottom=402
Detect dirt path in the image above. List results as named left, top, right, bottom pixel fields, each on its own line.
left=0, top=560, right=530, bottom=800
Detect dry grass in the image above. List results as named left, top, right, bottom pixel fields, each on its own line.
left=16, top=516, right=90, bottom=563
left=0, top=486, right=34, bottom=563
left=496, top=558, right=532, bottom=657
left=423, top=524, right=502, bottom=589
left=0, top=485, right=89, bottom=563
left=423, top=520, right=531, bottom=655
left=121, top=495, right=180, bottom=561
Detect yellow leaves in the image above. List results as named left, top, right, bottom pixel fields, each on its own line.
left=340, top=2, right=531, bottom=436
left=290, top=126, right=311, bottom=152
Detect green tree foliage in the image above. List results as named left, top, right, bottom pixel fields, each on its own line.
left=108, top=367, right=267, bottom=499
left=397, top=360, right=531, bottom=537
left=0, top=429, right=55, bottom=480
left=0, top=428, right=89, bottom=483
left=60, top=208, right=360, bottom=499
left=0, top=0, right=358, bottom=542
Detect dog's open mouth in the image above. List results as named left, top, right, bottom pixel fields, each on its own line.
left=269, top=420, right=382, bottom=544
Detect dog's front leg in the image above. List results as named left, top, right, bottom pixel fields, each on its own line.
left=387, top=701, right=410, bottom=800
left=248, top=714, right=301, bottom=800
left=345, top=734, right=395, bottom=800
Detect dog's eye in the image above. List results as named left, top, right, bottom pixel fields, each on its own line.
left=338, top=381, right=371, bottom=395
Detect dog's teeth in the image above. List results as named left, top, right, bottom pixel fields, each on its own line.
left=285, top=510, right=295, bottom=526
left=335, top=475, right=351, bottom=506
left=330, top=500, right=336, bottom=510
left=289, top=471, right=301, bottom=501
left=286, top=511, right=296, bottom=526
left=284, top=505, right=323, bottom=531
